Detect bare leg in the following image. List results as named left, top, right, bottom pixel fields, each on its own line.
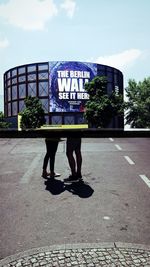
left=75, top=149, right=82, bottom=176
left=42, top=140, right=59, bottom=178
left=66, top=150, right=76, bottom=176
left=49, top=142, right=58, bottom=174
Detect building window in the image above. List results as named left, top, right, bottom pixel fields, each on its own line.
left=51, top=116, right=62, bottom=125
left=107, top=83, right=113, bottom=94
left=19, top=84, right=26, bottom=98
left=12, top=85, right=17, bottom=100
left=8, top=103, right=11, bottom=116
left=7, top=71, right=10, bottom=79
left=98, top=65, right=105, bottom=71
left=107, top=66, right=112, bottom=72
left=44, top=115, right=49, bottom=124
left=64, top=115, right=75, bottom=124
left=38, top=72, right=48, bottom=80
left=28, top=82, right=37, bottom=96
left=40, top=98, right=49, bottom=112
left=4, top=90, right=7, bottom=102
left=27, top=65, right=36, bottom=72
left=12, top=101, right=17, bottom=116
left=18, top=67, right=25, bottom=75
left=12, top=77, right=17, bottom=84
left=77, top=114, right=85, bottom=124
left=7, top=79, right=11, bottom=86
left=107, top=72, right=113, bottom=82
left=98, top=70, right=106, bottom=76
left=27, top=73, right=36, bottom=81
left=8, top=87, right=11, bottom=101
left=19, top=75, right=26, bottom=83
left=19, top=100, right=25, bottom=112
left=12, top=69, right=17, bottom=77
left=38, top=64, right=48, bottom=71
left=39, top=81, right=48, bottom=96
left=114, top=73, right=118, bottom=84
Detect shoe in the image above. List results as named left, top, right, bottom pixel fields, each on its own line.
left=50, top=172, right=61, bottom=178
left=64, top=175, right=79, bottom=183
left=42, top=170, right=49, bottom=179
left=76, top=172, right=82, bottom=179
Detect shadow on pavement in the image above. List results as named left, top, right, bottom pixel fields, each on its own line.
left=45, top=179, right=65, bottom=195
left=65, top=182, right=94, bottom=198
left=44, top=178, right=94, bottom=198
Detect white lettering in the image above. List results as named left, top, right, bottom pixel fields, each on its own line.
left=70, top=71, right=90, bottom=78
left=58, top=78, right=90, bottom=92
left=70, top=92, right=76, bottom=99
left=57, top=70, right=69, bottom=78
left=58, top=78, right=71, bottom=92
left=71, top=78, right=78, bottom=92
left=77, top=92, right=89, bottom=99
left=79, top=78, right=89, bottom=92
left=59, top=92, right=69, bottom=99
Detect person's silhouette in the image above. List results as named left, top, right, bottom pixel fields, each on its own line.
left=64, top=138, right=82, bottom=182
left=42, top=138, right=60, bottom=179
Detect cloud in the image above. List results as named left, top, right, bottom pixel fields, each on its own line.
left=95, top=49, right=143, bottom=70
left=0, top=38, right=9, bottom=48
left=0, top=0, right=58, bottom=31
left=61, top=0, right=76, bottom=18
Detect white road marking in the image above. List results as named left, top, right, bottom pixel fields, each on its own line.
left=124, top=155, right=135, bottom=165
left=139, top=174, right=150, bottom=188
left=20, top=154, right=41, bottom=184
left=115, top=144, right=122, bottom=150
left=109, top=138, right=114, bottom=142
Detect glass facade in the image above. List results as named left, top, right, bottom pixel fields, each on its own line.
left=4, top=62, right=49, bottom=123
left=4, top=61, right=124, bottom=128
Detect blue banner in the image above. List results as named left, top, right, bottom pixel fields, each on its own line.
left=49, top=61, right=97, bottom=112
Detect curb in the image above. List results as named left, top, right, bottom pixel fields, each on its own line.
left=0, top=242, right=150, bottom=266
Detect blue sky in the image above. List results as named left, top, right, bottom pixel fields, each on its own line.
left=0, top=0, right=150, bottom=110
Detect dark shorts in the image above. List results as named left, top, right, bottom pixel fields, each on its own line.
left=66, top=138, right=81, bottom=152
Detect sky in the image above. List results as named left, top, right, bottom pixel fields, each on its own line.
left=0, top=0, right=150, bottom=111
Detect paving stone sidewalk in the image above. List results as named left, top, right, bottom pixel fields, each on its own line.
left=0, top=243, right=150, bottom=267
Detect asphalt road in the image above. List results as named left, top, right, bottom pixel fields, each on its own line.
left=0, top=137, right=150, bottom=259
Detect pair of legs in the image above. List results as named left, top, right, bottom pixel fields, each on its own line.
left=66, top=138, right=82, bottom=179
left=42, top=139, right=59, bottom=178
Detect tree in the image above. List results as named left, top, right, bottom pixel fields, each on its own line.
left=84, top=76, right=124, bottom=128
left=0, top=111, right=11, bottom=128
left=20, top=96, right=46, bottom=129
left=125, top=77, right=150, bottom=128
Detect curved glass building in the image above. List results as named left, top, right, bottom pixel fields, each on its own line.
left=4, top=61, right=124, bottom=128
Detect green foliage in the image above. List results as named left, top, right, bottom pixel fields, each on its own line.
left=20, top=96, right=46, bottom=129
left=125, top=77, right=150, bottom=128
left=0, top=111, right=11, bottom=128
left=84, top=76, right=124, bottom=128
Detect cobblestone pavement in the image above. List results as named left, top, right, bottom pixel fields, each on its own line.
left=0, top=243, right=150, bottom=267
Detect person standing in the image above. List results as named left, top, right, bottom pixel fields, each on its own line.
left=42, top=138, right=61, bottom=179
left=64, top=137, right=82, bottom=182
